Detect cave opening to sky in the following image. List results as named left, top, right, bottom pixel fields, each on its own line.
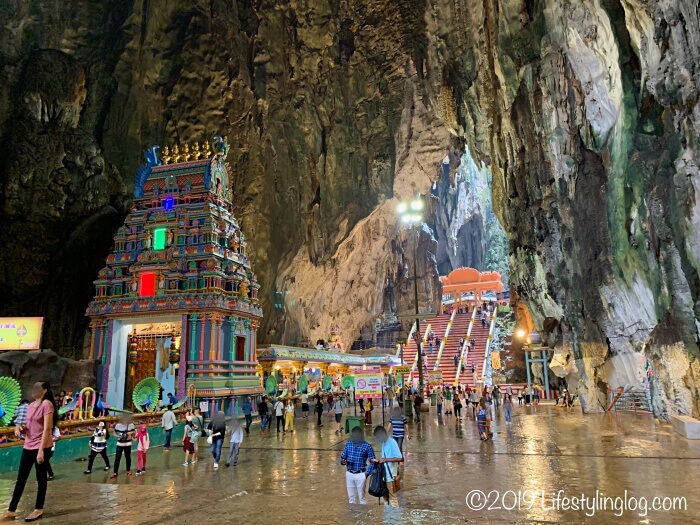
left=432, top=148, right=509, bottom=288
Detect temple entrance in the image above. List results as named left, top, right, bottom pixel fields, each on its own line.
left=106, top=317, right=181, bottom=410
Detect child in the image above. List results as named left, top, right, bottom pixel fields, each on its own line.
left=476, top=400, right=488, bottom=440
left=182, top=420, right=198, bottom=466
left=364, top=398, right=372, bottom=426
left=136, top=424, right=149, bottom=475
left=84, top=421, right=110, bottom=474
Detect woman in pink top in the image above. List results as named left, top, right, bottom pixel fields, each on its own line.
left=3, top=381, right=57, bottom=522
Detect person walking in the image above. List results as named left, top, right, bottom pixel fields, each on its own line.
left=412, top=392, right=423, bottom=423
left=258, top=396, right=269, bottom=431
left=503, top=394, right=513, bottom=424
left=242, top=397, right=253, bottom=434
left=454, top=354, right=459, bottom=368
left=161, top=405, right=176, bottom=451
left=110, top=413, right=135, bottom=478
left=476, top=400, right=488, bottom=440
left=363, top=398, right=373, bottom=426
left=453, top=391, right=462, bottom=420
left=3, top=381, right=56, bottom=522
left=333, top=396, right=344, bottom=434
left=315, top=395, right=324, bottom=427
left=492, top=386, right=501, bottom=408
left=444, top=387, right=453, bottom=415
left=191, top=408, right=205, bottom=463
left=339, top=427, right=376, bottom=505
left=436, top=391, right=444, bottom=416
left=273, top=397, right=285, bottom=433
left=135, top=424, right=149, bottom=475
left=300, top=392, right=309, bottom=418
left=373, top=426, right=403, bottom=508
left=45, top=425, right=60, bottom=482
left=84, top=421, right=111, bottom=474
left=226, top=419, right=244, bottom=467
left=207, top=411, right=226, bottom=469
left=386, top=387, right=395, bottom=408
left=181, top=419, right=199, bottom=466
left=388, top=407, right=409, bottom=453
left=284, top=399, right=295, bottom=433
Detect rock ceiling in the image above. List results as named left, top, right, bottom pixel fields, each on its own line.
left=0, top=0, right=698, bottom=416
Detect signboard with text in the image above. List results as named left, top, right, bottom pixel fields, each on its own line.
left=393, top=365, right=411, bottom=375
left=0, top=317, right=43, bottom=351
left=353, top=367, right=383, bottom=399
left=427, top=371, right=444, bottom=387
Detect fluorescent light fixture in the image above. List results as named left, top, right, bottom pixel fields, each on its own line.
left=410, top=199, right=423, bottom=211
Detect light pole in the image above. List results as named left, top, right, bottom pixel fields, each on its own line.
left=397, top=195, right=425, bottom=411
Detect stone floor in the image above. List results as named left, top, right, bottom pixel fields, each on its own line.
left=1, top=403, right=699, bottom=524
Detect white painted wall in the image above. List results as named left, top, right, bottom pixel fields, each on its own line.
left=107, top=321, right=132, bottom=409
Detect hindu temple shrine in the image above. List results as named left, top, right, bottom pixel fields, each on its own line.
left=85, top=138, right=263, bottom=414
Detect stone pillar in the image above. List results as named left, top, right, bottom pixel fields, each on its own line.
left=250, top=320, right=259, bottom=362
left=188, top=314, right=199, bottom=361
left=89, top=320, right=99, bottom=360
left=198, top=315, right=206, bottom=361
left=100, top=320, right=112, bottom=395
left=177, top=314, right=189, bottom=397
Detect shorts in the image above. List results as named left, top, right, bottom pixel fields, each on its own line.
left=302, top=403, right=309, bottom=411
left=335, top=413, right=342, bottom=423
left=183, top=437, right=194, bottom=453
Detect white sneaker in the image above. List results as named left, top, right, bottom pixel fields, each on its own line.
left=182, top=462, right=189, bottom=466
left=214, top=463, right=219, bottom=470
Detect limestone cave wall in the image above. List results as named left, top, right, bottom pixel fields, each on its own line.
left=1, top=0, right=699, bottom=418
left=423, top=0, right=700, bottom=417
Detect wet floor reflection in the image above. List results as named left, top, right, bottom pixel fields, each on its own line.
left=0, top=406, right=698, bottom=523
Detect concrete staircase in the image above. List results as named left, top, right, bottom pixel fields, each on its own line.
left=400, top=310, right=491, bottom=389
left=455, top=321, right=490, bottom=389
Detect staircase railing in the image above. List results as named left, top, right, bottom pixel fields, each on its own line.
left=433, top=309, right=456, bottom=370
left=453, top=308, right=477, bottom=386
left=395, top=321, right=417, bottom=358
left=480, top=309, right=498, bottom=387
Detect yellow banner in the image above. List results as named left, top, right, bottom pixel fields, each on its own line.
left=427, top=371, right=443, bottom=386
left=491, top=351, right=501, bottom=369
left=0, top=318, right=43, bottom=350
left=393, top=365, right=411, bottom=375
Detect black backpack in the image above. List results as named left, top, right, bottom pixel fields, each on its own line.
left=368, top=464, right=388, bottom=498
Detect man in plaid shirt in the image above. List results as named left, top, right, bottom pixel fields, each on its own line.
left=340, top=427, right=375, bottom=504
left=12, top=400, right=29, bottom=427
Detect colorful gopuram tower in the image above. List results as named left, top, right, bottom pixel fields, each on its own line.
left=86, top=137, right=263, bottom=415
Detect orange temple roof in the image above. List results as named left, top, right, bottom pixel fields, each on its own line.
left=439, top=267, right=504, bottom=294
